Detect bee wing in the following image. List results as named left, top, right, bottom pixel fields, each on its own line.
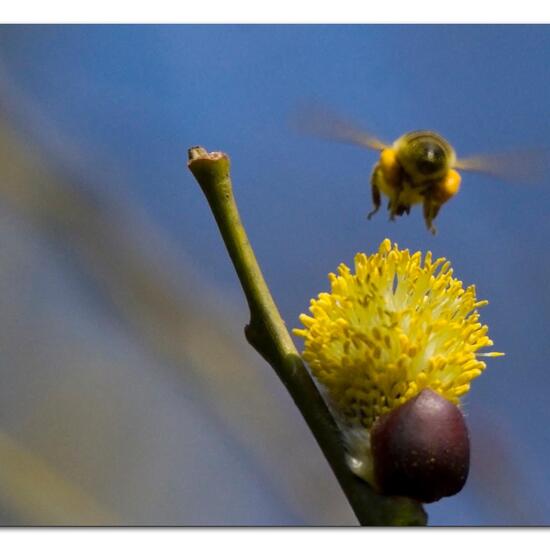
left=455, top=149, right=550, bottom=185
left=291, top=103, right=389, bottom=151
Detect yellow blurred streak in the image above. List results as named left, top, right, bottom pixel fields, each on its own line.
left=0, top=430, right=115, bottom=525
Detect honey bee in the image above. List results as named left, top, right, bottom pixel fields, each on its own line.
left=294, top=105, right=546, bottom=234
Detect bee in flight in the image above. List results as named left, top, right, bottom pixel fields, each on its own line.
left=294, top=105, right=545, bottom=234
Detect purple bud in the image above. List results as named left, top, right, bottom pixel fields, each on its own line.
left=370, top=389, right=470, bottom=503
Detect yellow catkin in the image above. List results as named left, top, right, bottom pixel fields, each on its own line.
left=293, top=239, right=502, bottom=432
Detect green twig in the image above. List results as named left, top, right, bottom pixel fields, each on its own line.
left=187, top=146, right=427, bottom=526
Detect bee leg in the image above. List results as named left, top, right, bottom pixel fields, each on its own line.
left=388, top=192, right=403, bottom=221
left=387, top=199, right=394, bottom=220
left=423, top=201, right=441, bottom=235
left=395, top=204, right=408, bottom=216
left=388, top=201, right=396, bottom=221
left=367, top=171, right=382, bottom=220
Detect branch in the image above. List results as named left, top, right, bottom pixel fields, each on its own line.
left=187, top=146, right=427, bottom=526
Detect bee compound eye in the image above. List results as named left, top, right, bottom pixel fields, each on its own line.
left=415, top=142, right=446, bottom=175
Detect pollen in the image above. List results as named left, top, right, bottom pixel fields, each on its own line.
left=294, top=239, right=503, bottom=435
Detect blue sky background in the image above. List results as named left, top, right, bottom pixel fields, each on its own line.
left=0, top=25, right=549, bottom=525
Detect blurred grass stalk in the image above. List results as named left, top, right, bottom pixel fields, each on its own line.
left=0, top=430, right=114, bottom=525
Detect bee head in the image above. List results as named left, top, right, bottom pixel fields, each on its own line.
left=394, top=131, right=456, bottom=182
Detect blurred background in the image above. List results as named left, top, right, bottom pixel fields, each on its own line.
left=0, top=24, right=548, bottom=525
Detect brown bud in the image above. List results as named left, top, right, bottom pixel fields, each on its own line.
left=370, top=389, right=470, bottom=503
